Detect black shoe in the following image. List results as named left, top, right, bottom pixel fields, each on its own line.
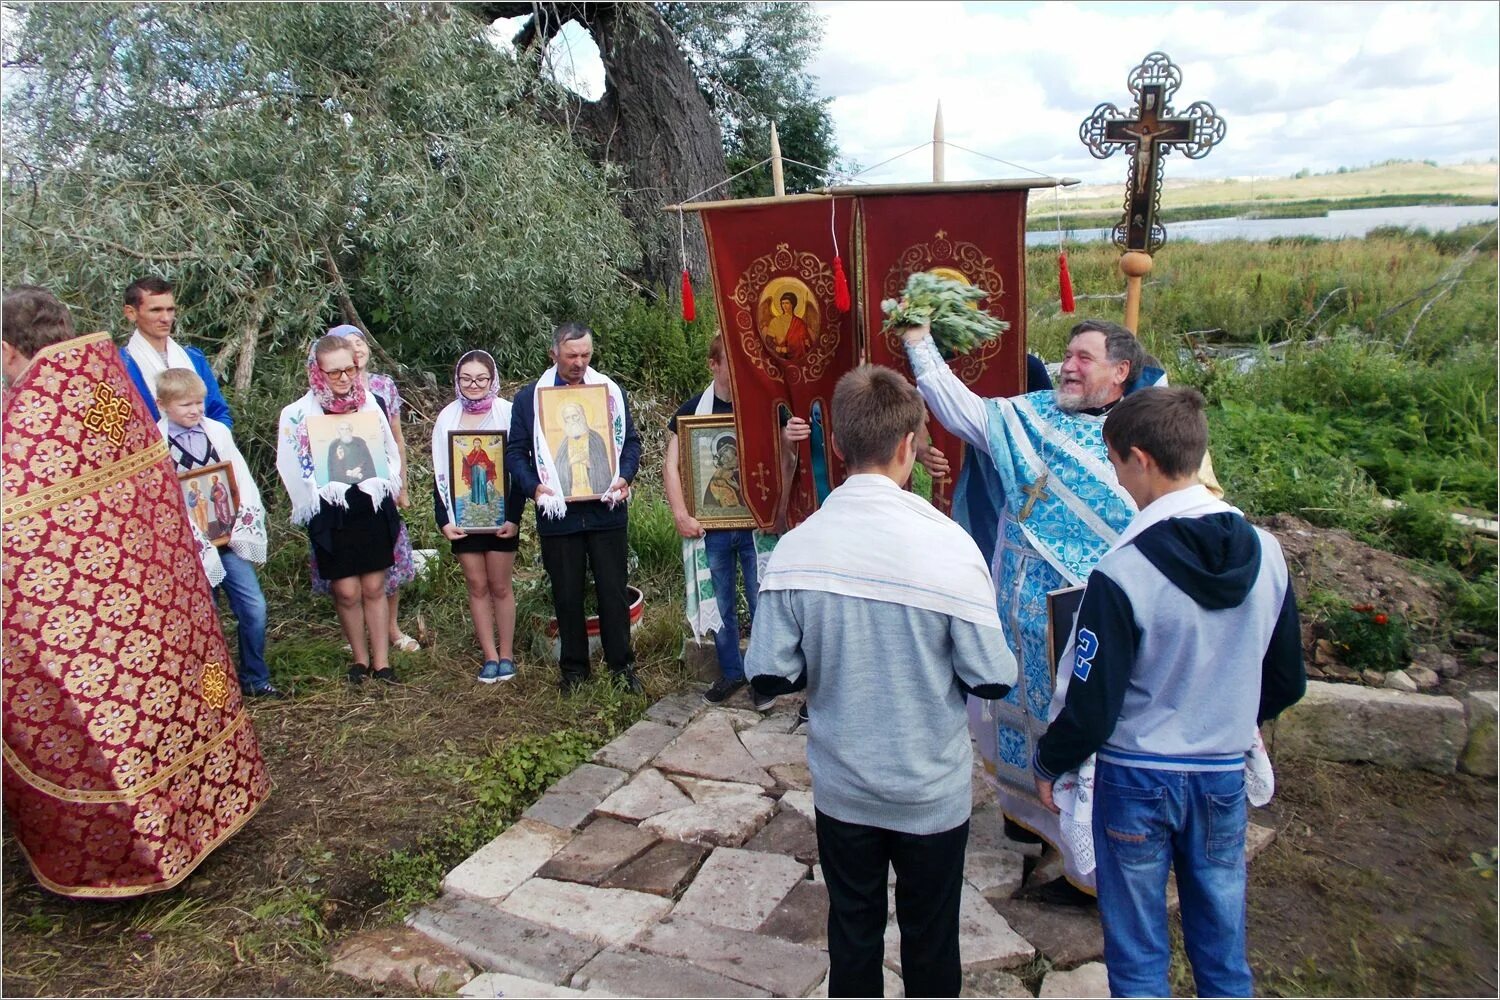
left=798, top=703, right=809, bottom=724
left=560, top=673, right=589, bottom=697
left=247, top=683, right=291, bottom=699
left=612, top=669, right=644, bottom=695
left=347, top=663, right=369, bottom=685
left=1022, top=876, right=1096, bottom=908
left=370, top=667, right=400, bottom=685
left=703, top=677, right=746, bottom=705
left=752, top=687, right=779, bottom=712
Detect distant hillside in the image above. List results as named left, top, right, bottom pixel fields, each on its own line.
left=1059, top=161, right=1498, bottom=214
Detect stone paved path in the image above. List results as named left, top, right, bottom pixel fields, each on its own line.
left=333, top=687, right=1274, bottom=997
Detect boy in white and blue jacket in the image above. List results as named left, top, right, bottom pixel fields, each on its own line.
left=1033, top=386, right=1305, bottom=998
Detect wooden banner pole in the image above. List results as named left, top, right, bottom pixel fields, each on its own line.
left=933, top=101, right=945, bottom=182
left=770, top=122, right=786, bottom=198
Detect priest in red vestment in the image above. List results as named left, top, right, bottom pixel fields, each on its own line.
left=2, top=286, right=270, bottom=898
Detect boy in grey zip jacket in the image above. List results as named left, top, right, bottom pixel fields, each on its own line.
left=1034, top=386, right=1305, bottom=998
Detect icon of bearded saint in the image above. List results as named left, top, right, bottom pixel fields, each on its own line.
left=553, top=401, right=611, bottom=497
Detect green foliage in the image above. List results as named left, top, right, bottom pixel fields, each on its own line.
left=659, top=2, right=837, bottom=196
left=3, top=2, right=638, bottom=373
left=1469, top=847, right=1497, bottom=879
left=628, top=483, right=684, bottom=583
left=1322, top=604, right=1411, bottom=672
left=592, top=293, right=714, bottom=400
left=883, top=272, right=1008, bottom=355
left=373, top=728, right=603, bottom=907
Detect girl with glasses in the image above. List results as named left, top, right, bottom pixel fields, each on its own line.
left=431, top=350, right=526, bottom=683
left=276, top=333, right=406, bottom=684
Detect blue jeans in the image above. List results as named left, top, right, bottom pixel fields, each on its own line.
left=1093, top=760, right=1252, bottom=998
left=217, top=551, right=271, bottom=692
left=704, top=529, right=757, bottom=682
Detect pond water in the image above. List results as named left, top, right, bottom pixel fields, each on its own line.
left=1027, top=203, right=1498, bottom=246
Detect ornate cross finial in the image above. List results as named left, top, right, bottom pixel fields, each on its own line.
left=1079, top=52, right=1225, bottom=254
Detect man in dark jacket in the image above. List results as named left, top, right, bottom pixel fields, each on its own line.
left=507, top=322, right=642, bottom=695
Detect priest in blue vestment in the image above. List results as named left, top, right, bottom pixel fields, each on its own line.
left=903, top=319, right=1153, bottom=894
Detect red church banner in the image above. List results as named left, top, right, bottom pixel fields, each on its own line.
left=701, top=198, right=859, bottom=529
left=859, top=189, right=1029, bottom=514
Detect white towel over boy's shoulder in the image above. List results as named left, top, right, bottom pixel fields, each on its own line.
left=760, top=473, right=1001, bottom=629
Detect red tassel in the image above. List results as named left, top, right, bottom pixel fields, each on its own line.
left=832, top=256, right=851, bottom=312
left=1058, top=251, right=1076, bottom=313
left=681, top=269, right=696, bottom=322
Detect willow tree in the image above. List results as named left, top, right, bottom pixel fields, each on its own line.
left=2, top=2, right=640, bottom=388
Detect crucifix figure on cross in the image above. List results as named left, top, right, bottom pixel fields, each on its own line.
left=1079, top=52, right=1226, bottom=255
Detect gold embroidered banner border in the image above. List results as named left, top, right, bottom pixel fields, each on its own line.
left=2, top=707, right=251, bottom=804
left=2, top=439, right=168, bottom=525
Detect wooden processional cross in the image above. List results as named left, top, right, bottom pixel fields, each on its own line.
left=1080, top=52, right=1226, bottom=332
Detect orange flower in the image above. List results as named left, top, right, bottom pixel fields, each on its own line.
left=1374, top=613, right=1389, bottom=625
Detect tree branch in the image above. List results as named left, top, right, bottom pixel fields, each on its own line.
left=319, top=240, right=401, bottom=371
left=10, top=217, right=196, bottom=261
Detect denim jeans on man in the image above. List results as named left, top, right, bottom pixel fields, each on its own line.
left=705, top=528, right=757, bottom=682
left=217, top=550, right=271, bottom=692
left=1093, top=760, right=1252, bottom=998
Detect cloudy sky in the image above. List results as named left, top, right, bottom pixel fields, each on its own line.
left=532, top=1, right=1499, bottom=188
left=811, top=1, right=1500, bottom=185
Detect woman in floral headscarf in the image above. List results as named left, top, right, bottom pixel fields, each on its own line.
left=431, top=350, right=527, bottom=683
left=275, top=333, right=404, bottom=684
left=322, top=324, right=421, bottom=652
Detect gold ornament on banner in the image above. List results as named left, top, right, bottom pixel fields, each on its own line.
left=732, top=244, right=840, bottom=385
left=881, top=230, right=1006, bottom=384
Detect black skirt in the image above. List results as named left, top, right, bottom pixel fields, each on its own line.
left=309, top=488, right=400, bottom=580
left=451, top=529, right=520, bottom=555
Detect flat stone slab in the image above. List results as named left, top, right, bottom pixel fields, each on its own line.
left=1272, top=679, right=1466, bottom=773
left=713, top=706, right=767, bottom=731
left=538, top=817, right=660, bottom=886
left=673, top=847, right=808, bottom=931
left=778, top=789, right=815, bottom=823
left=631, top=914, right=829, bottom=996
left=460, top=972, right=621, bottom=998
left=638, top=794, right=776, bottom=848
left=1039, top=961, right=1110, bottom=998
left=1247, top=821, right=1276, bottom=862
left=595, top=768, right=694, bottom=823
left=599, top=839, right=709, bottom=898
left=523, top=763, right=629, bottom=830
left=768, top=762, right=812, bottom=791
left=592, top=720, right=681, bottom=773
left=644, top=691, right=705, bottom=729
left=408, top=896, right=600, bottom=984
left=989, top=897, right=1103, bottom=967
left=444, top=819, right=576, bottom=902
left=653, top=712, right=776, bottom=788
left=757, top=878, right=829, bottom=950
left=964, top=849, right=1025, bottom=900
left=960, top=968, right=1032, bottom=998
left=969, top=801, right=1043, bottom=858
left=330, top=926, right=475, bottom=994
left=885, top=884, right=1034, bottom=972
left=749, top=712, right=801, bottom=735
left=498, top=878, right=675, bottom=948
left=669, top=774, right=772, bottom=802
left=738, top=730, right=807, bottom=769
left=743, top=807, right=819, bottom=865
left=569, top=948, right=766, bottom=997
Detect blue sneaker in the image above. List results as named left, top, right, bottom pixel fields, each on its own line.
left=478, top=659, right=517, bottom=684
